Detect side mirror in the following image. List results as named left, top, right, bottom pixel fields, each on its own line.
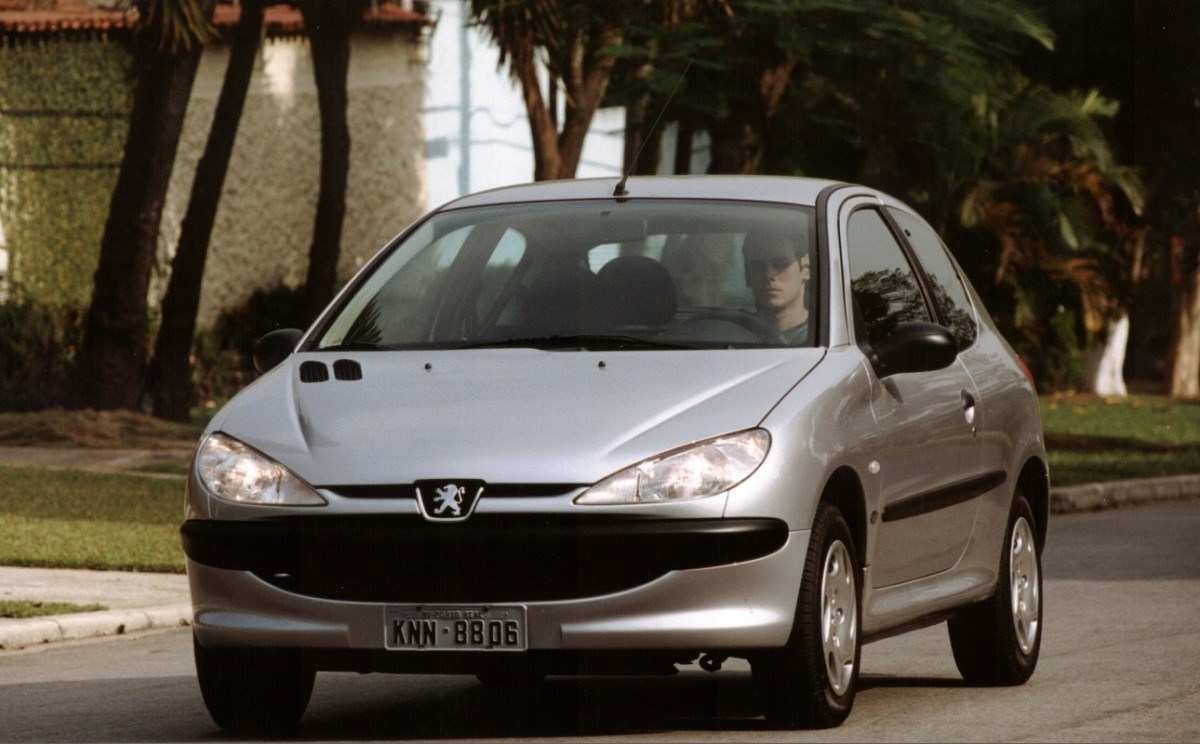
left=253, top=328, right=304, bottom=374
left=868, top=321, right=957, bottom=377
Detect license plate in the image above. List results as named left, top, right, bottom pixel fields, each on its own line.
left=384, top=605, right=527, bottom=651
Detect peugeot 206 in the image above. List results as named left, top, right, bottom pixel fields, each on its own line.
left=183, top=176, right=1048, bottom=732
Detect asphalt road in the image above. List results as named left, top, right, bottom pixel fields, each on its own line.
left=2, top=501, right=1199, bottom=742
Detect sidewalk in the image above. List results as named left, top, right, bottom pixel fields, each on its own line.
left=0, top=567, right=190, bottom=651
left=0, top=446, right=190, bottom=476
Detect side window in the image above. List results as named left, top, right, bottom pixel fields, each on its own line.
left=846, top=208, right=931, bottom=344
left=888, top=208, right=978, bottom=349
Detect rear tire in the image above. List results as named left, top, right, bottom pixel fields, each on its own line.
left=947, top=493, right=1042, bottom=685
left=752, top=503, right=861, bottom=728
left=193, top=634, right=315, bottom=733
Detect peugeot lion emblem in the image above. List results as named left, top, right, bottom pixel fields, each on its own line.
left=415, top=480, right=484, bottom=522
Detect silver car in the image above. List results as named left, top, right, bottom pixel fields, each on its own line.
left=184, top=176, right=1048, bottom=732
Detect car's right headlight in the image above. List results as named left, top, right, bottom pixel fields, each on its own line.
left=195, top=432, right=326, bottom=506
left=575, top=429, right=770, bottom=505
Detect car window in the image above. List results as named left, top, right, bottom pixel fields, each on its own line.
left=475, top=228, right=527, bottom=322
left=845, top=208, right=931, bottom=345
left=588, top=233, right=757, bottom=311
left=314, top=200, right=817, bottom=350
left=889, top=208, right=977, bottom=349
left=321, top=223, right=471, bottom=347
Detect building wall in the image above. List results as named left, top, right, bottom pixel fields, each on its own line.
left=158, top=30, right=427, bottom=328
left=0, top=38, right=131, bottom=308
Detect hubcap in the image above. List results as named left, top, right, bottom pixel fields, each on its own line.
left=821, top=539, right=857, bottom=695
left=1009, top=516, right=1040, bottom=655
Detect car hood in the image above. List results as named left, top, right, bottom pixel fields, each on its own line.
left=210, top=348, right=825, bottom=485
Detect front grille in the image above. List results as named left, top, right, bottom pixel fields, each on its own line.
left=182, top=515, right=787, bottom=603
left=325, top=484, right=585, bottom=499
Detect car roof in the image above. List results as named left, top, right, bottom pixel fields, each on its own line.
left=438, top=175, right=848, bottom=212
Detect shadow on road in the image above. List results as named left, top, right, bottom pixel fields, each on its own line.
left=0, top=669, right=976, bottom=741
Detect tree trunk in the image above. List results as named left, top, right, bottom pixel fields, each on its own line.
left=708, top=115, right=762, bottom=174
left=673, top=118, right=694, bottom=175
left=622, top=95, right=648, bottom=174
left=300, top=0, right=357, bottom=321
left=71, top=6, right=211, bottom=410
left=509, top=40, right=560, bottom=181
left=1166, top=237, right=1200, bottom=398
left=148, top=0, right=265, bottom=421
left=1086, top=313, right=1130, bottom=397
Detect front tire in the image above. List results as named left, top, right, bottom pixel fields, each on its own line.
left=193, top=634, right=315, bottom=733
left=752, top=503, right=861, bottom=728
left=947, top=493, right=1042, bottom=684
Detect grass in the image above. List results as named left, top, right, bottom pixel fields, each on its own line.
left=0, top=465, right=185, bottom=573
left=1041, top=394, right=1200, bottom=487
left=0, top=599, right=105, bottom=619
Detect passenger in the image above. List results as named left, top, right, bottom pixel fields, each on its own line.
left=743, top=229, right=812, bottom=345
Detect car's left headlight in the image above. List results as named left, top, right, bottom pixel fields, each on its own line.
left=575, top=429, right=770, bottom=505
left=195, top=432, right=326, bottom=506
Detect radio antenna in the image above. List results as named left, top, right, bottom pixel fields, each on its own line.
left=613, top=58, right=694, bottom=198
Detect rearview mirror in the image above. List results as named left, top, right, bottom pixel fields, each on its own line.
left=868, top=322, right=957, bottom=377
left=253, top=328, right=304, bottom=374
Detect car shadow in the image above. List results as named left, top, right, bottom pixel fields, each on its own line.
left=0, top=670, right=979, bottom=742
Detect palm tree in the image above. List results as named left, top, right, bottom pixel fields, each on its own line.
left=470, top=0, right=623, bottom=181
left=148, top=0, right=266, bottom=421
left=72, top=0, right=215, bottom=411
left=960, top=86, right=1145, bottom=395
left=298, top=0, right=369, bottom=321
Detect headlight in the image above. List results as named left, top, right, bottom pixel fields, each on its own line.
left=575, top=429, right=770, bottom=505
left=195, top=433, right=326, bottom=506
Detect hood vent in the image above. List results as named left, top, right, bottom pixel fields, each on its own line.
left=333, top=359, right=363, bottom=381
left=299, top=361, right=329, bottom=383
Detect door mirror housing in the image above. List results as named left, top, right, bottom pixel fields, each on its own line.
left=253, top=328, right=304, bottom=374
left=868, top=321, right=957, bottom=377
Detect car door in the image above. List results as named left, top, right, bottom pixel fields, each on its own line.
left=843, top=205, right=981, bottom=587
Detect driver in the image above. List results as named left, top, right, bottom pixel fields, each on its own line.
left=743, top=228, right=812, bottom=345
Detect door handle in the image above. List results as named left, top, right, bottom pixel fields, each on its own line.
left=961, top=390, right=977, bottom=432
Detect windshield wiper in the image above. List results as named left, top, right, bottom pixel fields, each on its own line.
left=315, top=341, right=401, bottom=352
left=456, top=334, right=700, bottom=351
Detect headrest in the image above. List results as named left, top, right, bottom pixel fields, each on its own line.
left=594, top=255, right=677, bottom=326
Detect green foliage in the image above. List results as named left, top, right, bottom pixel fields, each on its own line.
left=190, top=328, right=248, bottom=411
left=0, top=39, right=132, bottom=309
left=1039, top=306, right=1086, bottom=392
left=959, top=82, right=1145, bottom=362
left=0, top=289, right=84, bottom=411
left=212, top=282, right=310, bottom=370
left=763, top=0, right=1056, bottom=220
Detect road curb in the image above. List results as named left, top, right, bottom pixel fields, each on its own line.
left=0, top=603, right=191, bottom=651
left=1051, top=473, right=1200, bottom=514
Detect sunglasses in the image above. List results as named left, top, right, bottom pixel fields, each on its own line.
left=746, top=255, right=800, bottom=274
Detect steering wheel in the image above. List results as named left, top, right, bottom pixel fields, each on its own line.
left=672, top=308, right=779, bottom=342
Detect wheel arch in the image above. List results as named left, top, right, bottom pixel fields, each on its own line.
left=819, top=466, right=868, bottom=570
left=1016, top=456, right=1050, bottom=549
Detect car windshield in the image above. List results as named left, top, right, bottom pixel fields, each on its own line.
left=315, top=199, right=816, bottom=351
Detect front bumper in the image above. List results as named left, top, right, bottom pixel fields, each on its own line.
left=184, top=516, right=808, bottom=652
